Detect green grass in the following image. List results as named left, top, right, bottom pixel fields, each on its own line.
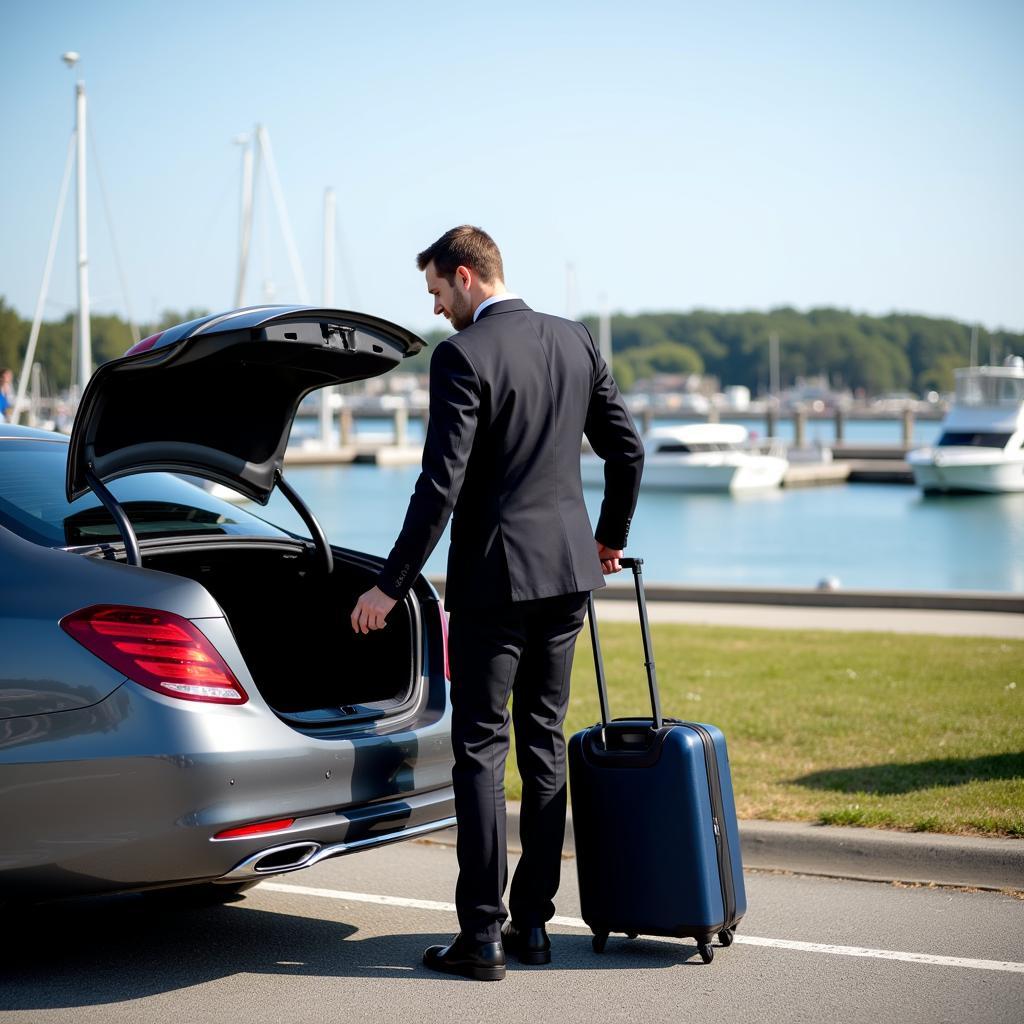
left=504, top=623, right=1024, bottom=837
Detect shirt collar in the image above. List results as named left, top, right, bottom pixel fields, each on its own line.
left=473, top=293, right=519, bottom=322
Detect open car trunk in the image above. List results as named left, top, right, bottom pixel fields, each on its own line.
left=142, top=543, right=421, bottom=726
left=65, top=305, right=430, bottom=728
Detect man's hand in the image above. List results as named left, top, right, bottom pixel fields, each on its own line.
left=350, top=586, right=398, bottom=634
left=596, top=541, right=624, bottom=575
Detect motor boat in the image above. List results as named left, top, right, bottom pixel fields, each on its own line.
left=907, top=356, right=1024, bottom=494
left=581, top=423, right=788, bottom=492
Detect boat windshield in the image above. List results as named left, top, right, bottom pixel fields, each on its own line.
left=954, top=373, right=1024, bottom=407
left=937, top=432, right=1013, bottom=449
left=655, top=442, right=740, bottom=453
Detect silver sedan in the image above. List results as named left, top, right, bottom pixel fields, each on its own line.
left=0, top=306, right=455, bottom=906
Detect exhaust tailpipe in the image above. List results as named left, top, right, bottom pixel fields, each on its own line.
left=250, top=842, right=320, bottom=874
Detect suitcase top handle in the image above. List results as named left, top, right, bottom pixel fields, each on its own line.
left=587, top=557, right=663, bottom=737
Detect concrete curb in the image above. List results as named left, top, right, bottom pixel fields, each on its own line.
left=431, top=804, right=1022, bottom=892
left=426, top=576, right=1023, bottom=614
left=732, top=819, right=1024, bottom=890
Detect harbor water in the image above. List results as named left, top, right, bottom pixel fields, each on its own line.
left=256, top=417, right=1024, bottom=593
left=294, top=415, right=945, bottom=447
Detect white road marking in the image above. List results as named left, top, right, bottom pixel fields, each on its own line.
left=257, top=882, right=1024, bottom=975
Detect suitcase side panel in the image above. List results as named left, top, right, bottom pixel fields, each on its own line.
left=695, top=722, right=747, bottom=921
left=569, top=722, right=726, bottom=936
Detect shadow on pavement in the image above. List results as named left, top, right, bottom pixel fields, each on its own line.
left=0, top=890, right=696, bottom=1009
left=791, top=751, right=1024, bottom=795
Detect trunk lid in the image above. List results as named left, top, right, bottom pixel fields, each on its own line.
left=67, top=305, right=424, bottom=504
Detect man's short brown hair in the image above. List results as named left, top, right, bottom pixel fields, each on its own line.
left=416, top=225, right=504, bottom=285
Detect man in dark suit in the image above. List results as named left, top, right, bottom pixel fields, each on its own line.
left=351, top=226, right=643, bottom=981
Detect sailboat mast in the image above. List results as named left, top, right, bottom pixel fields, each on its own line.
left=598, top=292, right=612, bottom=367
left=320, top=186, right=336, bottom=445
left=69, top=58, right=92, bottom=399
left=234, top=133, right=255, bottom=307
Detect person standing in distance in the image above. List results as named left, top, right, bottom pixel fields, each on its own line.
left=350, top=226, right=644, bottom=981
left=0, top=368, right=14, bottom=423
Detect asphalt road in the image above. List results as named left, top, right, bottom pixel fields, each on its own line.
left=2, top=839, right=1021, bottom=1024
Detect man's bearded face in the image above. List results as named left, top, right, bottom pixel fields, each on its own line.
left=447, top=286, right=473, bottom=331
left=426, top=263, right=474, bottom=331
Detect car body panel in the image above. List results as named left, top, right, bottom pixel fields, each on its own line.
left=0, top=675, right=455, bottom=898
left=2, top=455, right=454, bottom=903
left=67, top=306, right=426, bottom=505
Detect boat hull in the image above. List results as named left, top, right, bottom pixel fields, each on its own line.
left=910, top=458, right=1024, bottom=494
left=581, top=455, right=787, bottom=492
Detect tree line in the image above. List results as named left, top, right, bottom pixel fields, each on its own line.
left=1, top=297, right=1020, bottom=397
left=581, top=308, right=1023, bottom=396
left=0, top=300, right=208, bottom=396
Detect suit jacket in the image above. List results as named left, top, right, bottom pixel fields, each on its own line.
left=376, top=299, right=644, bottom=612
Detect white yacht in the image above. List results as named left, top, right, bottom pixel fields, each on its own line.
left=582, top=423, right=788, bottom=492
left=907, top=356, right=1024, bottom=493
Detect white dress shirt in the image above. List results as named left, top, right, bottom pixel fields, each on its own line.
left=473, top=293, right=520, bottom=323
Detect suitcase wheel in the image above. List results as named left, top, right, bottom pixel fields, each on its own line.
left=698, top=942, right=714, bottom=964
left=592, top=932, right=608, bottom=954
left=718, top=928, right=735, bottom=947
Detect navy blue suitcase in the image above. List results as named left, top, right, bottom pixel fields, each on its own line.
left=568, top=558, right=746, bottom=963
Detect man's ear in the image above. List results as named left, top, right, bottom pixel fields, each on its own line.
left=455, top=265, right=473, bottom=291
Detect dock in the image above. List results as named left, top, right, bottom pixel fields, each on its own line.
left=781, top=442, right=914, bottom=486
left=782, top=462, right=851, bottom=486
left=283, top=442, right=914, bottom=484
left=283, top=408, right=915, bottom=481
left=284, top=441, right=423, bottom=467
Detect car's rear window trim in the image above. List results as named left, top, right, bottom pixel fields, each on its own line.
left=0, top=435, right=69, bottom=443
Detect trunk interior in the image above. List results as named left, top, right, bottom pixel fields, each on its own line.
left=142, top=543, right=418, bottom=723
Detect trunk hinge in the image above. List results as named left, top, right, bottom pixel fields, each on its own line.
left=85, top=466, right=142, bottom=567
left=275, top=471, right=334, bottom=574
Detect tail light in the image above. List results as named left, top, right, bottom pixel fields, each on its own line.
left=60, top=605, right=248, bottom=705
left=124, top=331, right=164, bottom=356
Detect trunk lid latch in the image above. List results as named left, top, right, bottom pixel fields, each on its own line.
left=324, top=323, right=356, bottom=351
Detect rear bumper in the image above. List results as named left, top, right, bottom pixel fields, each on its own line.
left=215, top=788, right=456, bottom=882
left=0, top=659, right=454, bottom=900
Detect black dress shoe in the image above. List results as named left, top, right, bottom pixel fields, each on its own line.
left=501, top=921, right=552, bottom=965
left=423, top=934, right=506, bottom=981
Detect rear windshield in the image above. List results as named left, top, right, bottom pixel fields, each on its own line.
left=0, top=440, right=292, bottom=548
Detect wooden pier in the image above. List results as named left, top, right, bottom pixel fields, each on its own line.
left=782, top=462, right=851, bottom=486
left=782, top=443, right=914, bottom=486
left=284, top=441, right=423, bottom=467
left=283, top=405, right=916, bottom=480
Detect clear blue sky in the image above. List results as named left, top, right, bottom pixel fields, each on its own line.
left=2, top=0, right=1022, bottom=336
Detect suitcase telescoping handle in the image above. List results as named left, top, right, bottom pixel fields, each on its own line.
left=587, top=557, right=663, bottom=734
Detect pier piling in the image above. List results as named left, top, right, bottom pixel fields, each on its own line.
left=793, top=405, right=807, bottom=448
left=901, top=407, right=915, bottom=446
left=393, top=406, right=408, bottom=447
left=338, top=406, right=354, bottom=446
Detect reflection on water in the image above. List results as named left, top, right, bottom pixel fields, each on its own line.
left=910, top=491, right=1024, bottom=592
left=255, top=464, right=1023, bottom=593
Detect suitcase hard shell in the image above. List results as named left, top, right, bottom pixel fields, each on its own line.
left=568, top=559, right=746, bottom=963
